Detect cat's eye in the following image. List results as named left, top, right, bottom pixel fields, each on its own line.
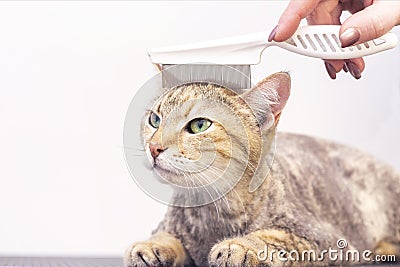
left=188, top=118, right=212, bottom=134
left=149, top=112, right=161, bottom=128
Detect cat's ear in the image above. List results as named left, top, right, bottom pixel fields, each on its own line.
left=242, top=72, right=291, bottom=128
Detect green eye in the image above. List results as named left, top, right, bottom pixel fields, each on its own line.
left=188, top=118, right=212, bottom=134
left=149, top=112, right=161, bottom=128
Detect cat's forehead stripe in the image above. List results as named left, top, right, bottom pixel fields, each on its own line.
left=157, top=83, right=238, bottom=116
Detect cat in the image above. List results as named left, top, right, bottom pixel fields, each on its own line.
left=125, top=72, right=400, bottom=267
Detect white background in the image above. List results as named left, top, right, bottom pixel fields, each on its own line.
left=0, top=1, right=399, bottom=257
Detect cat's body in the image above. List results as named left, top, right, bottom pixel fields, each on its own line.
left=125, top=73, right=400, bottom=266
left=154, top=132, right=400, bottom=266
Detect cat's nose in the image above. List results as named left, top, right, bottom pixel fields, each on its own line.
left=149, top=143, right=165, bottom=158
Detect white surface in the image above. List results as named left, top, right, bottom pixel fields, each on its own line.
left=0, top=1, right=399, bottom=257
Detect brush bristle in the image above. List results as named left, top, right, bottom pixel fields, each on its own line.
left=161, top=64, right=251, bottom=90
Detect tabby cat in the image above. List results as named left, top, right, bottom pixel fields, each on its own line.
left=125, top=72, right=400, bottom=267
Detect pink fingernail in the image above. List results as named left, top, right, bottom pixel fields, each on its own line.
left=325, top=61, right=337, bottom=80
left=268, top=25, right=279, bottom=42
left=345, top=61, right=362, bottom=80
left=340, top=28, right=361, bottom=48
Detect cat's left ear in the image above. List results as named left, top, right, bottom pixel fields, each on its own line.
left=242, top=72, right=291, bottom=128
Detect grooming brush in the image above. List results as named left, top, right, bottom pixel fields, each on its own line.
left=148, top=25, right=398, bottom=89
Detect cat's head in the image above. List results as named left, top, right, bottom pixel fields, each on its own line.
left=142, top=72, right=290, bottom=189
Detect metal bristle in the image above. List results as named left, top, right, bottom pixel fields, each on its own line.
left=161, top=64, right=251, bottom=90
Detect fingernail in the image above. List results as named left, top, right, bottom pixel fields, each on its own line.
left=268, top=25, right=278, bottom=42
left=345, top=61, right=362, bottom=80
left=340, top=28, right=361, bottom=48
left=343, top=64, right=348, bottom=73
left=324, top=61, right=337, bottom=80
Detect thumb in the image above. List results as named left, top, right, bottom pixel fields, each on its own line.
left=272, top=0, right=320, bottom=42
left=340, top=1, right=400, bottom=47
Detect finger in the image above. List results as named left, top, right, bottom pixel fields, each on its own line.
left=348, top=57, right=365, bottom=73
left=363, top=0, right=373, bottom=9
left=307, top=0, right=342, bottom=25
left=324, top=57, right=365, bottom=80
left=307, top=1, right=344, bottom=79
left=341, top=0, right=366, bottom=14
left=345, top=58, right=365, bottom=80
left=271, top=0, right=321, bottom=42
left=340, top=1, right=400, bottom=47
left=309, top=1, right=367, bottom=80
left=324, top=60, right=342, bottom=79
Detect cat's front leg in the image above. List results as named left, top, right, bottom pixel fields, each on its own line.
left=209, top=229, right=318, bottom=267
left=124, top=232, right=192, bottom=267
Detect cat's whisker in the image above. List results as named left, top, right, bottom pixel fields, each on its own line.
left=210, top=177, right=231, bottom=211
left=182, top=172, right=193, bottom=203
left=191, top=173, right=219, bottom=209
left=192, top=176, right=229, bottom=219
left=186, top=168, right=212, bottom=191
left=191, top=172, right=221, bottom=221
left=194, top=162, right=247, bottom=224
left=182, top=172, right=191, bottom=189
left=193, top=157, right=261, bottom=234
left=188, top=162, right=230, bottom=205
left=230, top=187, right=248, bottom=233
left=186, top=171, right=201, bottom=198
left=192, top=162, right=231, bottom=211
left=197, top=161, right=247, bottom=225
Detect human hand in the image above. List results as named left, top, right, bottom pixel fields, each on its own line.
left=269, top=0, right=400, bottom=80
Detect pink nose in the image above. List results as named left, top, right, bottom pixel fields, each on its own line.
left=149, top=143, right=165, bottom=158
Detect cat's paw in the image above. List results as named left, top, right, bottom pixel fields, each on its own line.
left=124, top=241, right=179, bottom=267
left=209, top=238, right=269, bottom=267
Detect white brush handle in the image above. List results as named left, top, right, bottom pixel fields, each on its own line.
left=148, top=25, right=398, bottom=65
left=273, top=25, right=398, bottom=60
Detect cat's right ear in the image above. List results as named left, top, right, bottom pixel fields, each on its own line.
left=242, top=72, right=291, bottom=128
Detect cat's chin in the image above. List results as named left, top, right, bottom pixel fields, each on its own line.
left=153, top=165, right=175, bottom=175
left=152, top=165, right=181, bottom=184
left=153, top=165, right=201, bottom=188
